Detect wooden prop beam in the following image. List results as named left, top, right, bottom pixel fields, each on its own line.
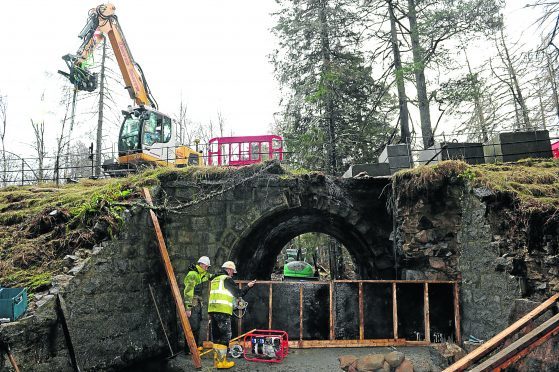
left=143, top=188, right=201, bottom=369
left=359, top=282, right=364, bottom=340
left=269, top=283, right=273, bottom=330
left=392, top=282, right=398, bottom=339
left=453, top=282, right=461, bottom=345
left=329, top=281, right=335, bottom=340
left=288, top=339, right=407, bottom=348
left=237, top=283, right=243, bottom=336
left=470, top=312, right=559, bottom=372
left=299, top=286, right=304, bottom=345
left=493, top=323, right=559, bottom=371
left=424, top=283, right=431, bottom=343
left=444, top=293, right=559, bottom=372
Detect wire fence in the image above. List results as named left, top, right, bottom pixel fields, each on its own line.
left=0, top=129, right=558, bottom=188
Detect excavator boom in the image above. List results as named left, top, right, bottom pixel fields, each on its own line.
left=60, top=3, right=202, bottom=175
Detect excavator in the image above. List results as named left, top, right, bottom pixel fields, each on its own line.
left=59, top=3, right=202, bottom=175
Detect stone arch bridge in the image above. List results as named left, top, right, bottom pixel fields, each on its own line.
left=159, top=165, right=395, bottom=280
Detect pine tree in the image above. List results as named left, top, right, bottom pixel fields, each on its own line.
left=272, top=0, right=393, bottom=174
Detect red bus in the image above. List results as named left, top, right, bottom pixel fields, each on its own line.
left=207, top=135, right=284, bottom=166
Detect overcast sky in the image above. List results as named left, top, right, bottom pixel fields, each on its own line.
left=0, top=0, right=280, bottom=156
left=0, top=1, right=547, bottom=158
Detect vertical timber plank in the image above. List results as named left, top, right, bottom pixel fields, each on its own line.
left=268, top=283, right=273, bottom=330
left=454, top=282, right=462, bottom=345
left=424, top=283, right=431, bottom=343
left=299, top=285, right=304, bottom=346
left=359, top=282, right=364, bottom=340
left=392, top=282, right=398, bottom=339
left=329, top=281, right=334, bottom=340
left=238, top=283, right=243, bottom=335
left=143, top=188, right=201, bottom=368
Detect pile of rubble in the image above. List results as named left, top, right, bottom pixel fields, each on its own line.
left=338, top=351, right=413, bottom=372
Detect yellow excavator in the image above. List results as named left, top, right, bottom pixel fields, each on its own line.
left=59, top=3, right=202, bottom=175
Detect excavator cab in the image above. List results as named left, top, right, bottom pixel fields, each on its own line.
left=118, top=106, right=173, bottom=158
left=108, top=106, right=202, bottom=174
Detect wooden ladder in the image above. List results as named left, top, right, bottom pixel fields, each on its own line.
left=444, top=293, right=559, bottom=372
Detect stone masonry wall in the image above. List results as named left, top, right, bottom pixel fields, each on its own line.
left=393, top=178, right=558, bottom=345
left=457, top=191, right=520, bottom=340
left=394, top=181, right=521, bottom=340
left=1, top=167, right=393, bottom=371
left=0, top=206, right=176, bottom=371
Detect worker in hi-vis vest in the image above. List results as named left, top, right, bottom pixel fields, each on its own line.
left=208, top=261, right=255, bottom=369
left=183, top=256, right=212, bottom=351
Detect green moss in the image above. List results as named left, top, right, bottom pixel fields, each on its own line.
left=395, top=159, right=559, bottom=212
left=3, top=270, right=52, bottom=293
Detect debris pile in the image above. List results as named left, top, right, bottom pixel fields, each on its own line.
left=338, top=351, right=412, bottom=372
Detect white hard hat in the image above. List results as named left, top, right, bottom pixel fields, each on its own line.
left=198, top=256, right=211, bottom=266
left=222, top=261, right=237, bottom=273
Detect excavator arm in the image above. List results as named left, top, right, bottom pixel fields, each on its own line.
left=60, top=3, right=203, bottom=174
left=59, top=3, right=155, bottom=108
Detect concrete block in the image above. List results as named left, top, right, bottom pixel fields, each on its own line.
left=484, top=130, right=552, bottom=163
left=342, top=163, right=390, bottom=178
left=417, top=142, right=484, bottom=165
left=379, top=144, right=412, bottom=173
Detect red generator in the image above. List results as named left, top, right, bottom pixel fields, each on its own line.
left=243, top=329, right=289, bottom=363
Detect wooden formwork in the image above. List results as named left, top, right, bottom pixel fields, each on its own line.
left=235, top=279, right=461, bottom=348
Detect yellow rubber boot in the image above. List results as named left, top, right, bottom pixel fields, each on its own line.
left=214, top=344, right=235, bottom=369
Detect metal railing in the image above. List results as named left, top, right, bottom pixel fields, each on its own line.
left=1, top=129, right=558, bottom=188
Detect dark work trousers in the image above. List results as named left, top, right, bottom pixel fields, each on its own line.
left=190, top=305, right=202, bottom=343
left=185, top=305, right=203, bottom=353
left=209, top=312, right=232, bottom=347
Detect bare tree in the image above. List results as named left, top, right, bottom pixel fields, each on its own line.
left=495, top=26, right=531, bottom=129
left=217, top=110, right=225, bottom=137
left=174, top=98, right=190, bottom=145
left=95, top=36, right=107, bottom=177
left=30, top=119, right=46, bottom=182
left=54, top=87, right=74, bottom=184
left=0, top=94, right=7, bottom=186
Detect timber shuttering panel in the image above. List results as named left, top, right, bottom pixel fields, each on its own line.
left=232, top=280, right=460, bottom=348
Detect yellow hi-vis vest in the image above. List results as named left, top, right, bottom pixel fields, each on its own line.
left=208, top=274, right=234, bottom=315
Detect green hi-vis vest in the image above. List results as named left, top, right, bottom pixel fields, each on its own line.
left=208, top=274, right=234, bottom=315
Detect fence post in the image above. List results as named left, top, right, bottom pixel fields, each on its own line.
left=21, top=159, right=24, bottom=186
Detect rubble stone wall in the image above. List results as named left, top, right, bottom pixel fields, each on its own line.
left=1, top=170, right=393, bottom=371
left=0, top=207, right=176, bottom=371
left=393, top=177, right=559, bottom=357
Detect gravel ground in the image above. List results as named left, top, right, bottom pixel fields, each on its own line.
left=130, top=346, right=447, bottom=372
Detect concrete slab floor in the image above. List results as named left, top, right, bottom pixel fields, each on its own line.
left=133, top=346, right=446, bottom=372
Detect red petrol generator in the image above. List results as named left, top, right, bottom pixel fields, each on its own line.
left=242, top=329, right=288, bottom=363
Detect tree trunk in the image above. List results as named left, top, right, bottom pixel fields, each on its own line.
left=499, top=27, right=531, bottom=129
left=95, top=37, right=107, bottom=177
left=407, top=0, right=433, bottom=148
left=545, top=52, right=559, bottom=121
left=465, top=53, right=488, bottom=142
left=538, top=82, right=547, bottom=130
left=387, top=0, right=411, bottom=144
left=319, top=0, right=337, bottom=175
left=0, top=99, right=6, bottom=187
left=30, top=119, right=45, bottom=183
left=65, top=88, right=78, bottom=179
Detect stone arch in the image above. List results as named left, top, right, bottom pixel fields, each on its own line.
left=229, top=205, right=381, bottom=280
